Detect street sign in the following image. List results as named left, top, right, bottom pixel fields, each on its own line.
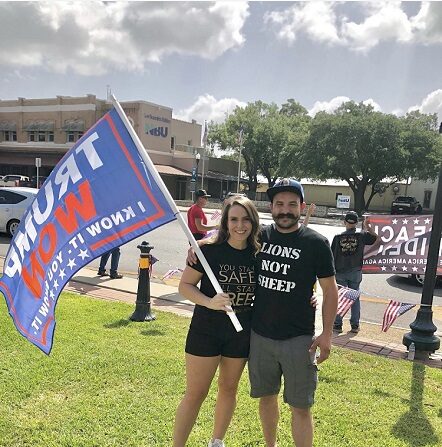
left=191, top=167, right=197, bottom=181
left=337, top=195, right=351, bottom=209
left=190, top=179, right=196, bottom=192
left=35, top=157, right=41, bottom=168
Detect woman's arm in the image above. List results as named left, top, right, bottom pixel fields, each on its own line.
left=179, top=266, right=231, bottom=311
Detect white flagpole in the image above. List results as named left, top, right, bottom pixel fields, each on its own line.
left=111, top=95, right=242, bottom=332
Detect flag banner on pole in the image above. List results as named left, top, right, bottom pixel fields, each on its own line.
left=362, top=215, right=440, bottom=275
left=382, top=300, right=416, bottom=332
left=161, top=268, right=183, bottom=280
left=202, top=121, right=208, bottom=146
left=0, top=108, right=177, bottom=354
left=210, top=210, right=221, bottom=221
left=336, top=285, right=360, bottom=317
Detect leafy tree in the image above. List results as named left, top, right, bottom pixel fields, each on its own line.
left=295, top=101, right=440, bottom=214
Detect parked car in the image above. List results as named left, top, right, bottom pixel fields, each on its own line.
left=0, top=174, right=30, bottom=187
left=20, top=176, right=48, bottom=188
left=391, top=196, right=422, bottom=214
left=409, top=273, right=442, bottom=286
left=0, top=187, right=38, bottom=236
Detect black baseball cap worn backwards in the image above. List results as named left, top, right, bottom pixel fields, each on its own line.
left=195, top=189, right=211, bottom=198
left=344, top=211, right=359, bottom=224
left=267, top=178, right=304, bottom=203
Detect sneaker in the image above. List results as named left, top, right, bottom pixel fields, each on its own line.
left=97, top=270, right=108, bottom=277
left=351, top=325, right=360, bottom=334
left=110, top=273, right=123, bottom=279
left=333, top=325, right=343, bottom=334
left=208, top=440, right=225, bottom=447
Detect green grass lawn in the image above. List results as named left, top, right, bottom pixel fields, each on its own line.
left=0, top=292, right=441, bottom=447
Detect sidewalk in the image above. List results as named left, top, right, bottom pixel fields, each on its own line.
left=67, top=266, right=442, bottom=369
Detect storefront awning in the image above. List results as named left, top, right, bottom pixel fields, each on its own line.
left=155, top=164, right=191, bottom=177
left=62, top=120, right=85, bottom=131
left=0, top=122, right=17, bottom=131
left=23, top=121, right=54, bottom=131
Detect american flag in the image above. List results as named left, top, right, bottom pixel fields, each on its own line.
left=382, top=300, right=416, bottom=332
left=211, top=210, right=221, bottom=221
left=336, top=285, right=361, bottom=317
left=161, top=268, right=183, bottom=280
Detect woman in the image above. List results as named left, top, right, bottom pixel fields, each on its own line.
left=173, top=196, right=260, bottom=447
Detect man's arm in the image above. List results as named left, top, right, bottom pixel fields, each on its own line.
left=362, top=217, right=378, bottom=244
left=194, top=218, right=218, bottom=232
left=309, top=275, right=338, bottom=364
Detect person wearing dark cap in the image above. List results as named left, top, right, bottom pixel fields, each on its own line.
left=249, top=178, right=338, bottom=447
left=332, top=211, right=378, bottom=334
left=187, top=189, right=219, bottom=240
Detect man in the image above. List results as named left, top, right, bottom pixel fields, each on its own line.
left=97, top=247, right=123, bottom=279
left=187, top=189, right=218, bottom=240
left=250, top=178, right=338, bottom=447
left=332, top=210, right=378, bottom=334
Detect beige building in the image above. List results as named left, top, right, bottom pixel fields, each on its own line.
left=0, top=94, right=240, bottom=199
left=256, top=177, right=438, bottom=212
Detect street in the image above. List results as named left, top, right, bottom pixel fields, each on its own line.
left=1, top=211, right=441, bottom=329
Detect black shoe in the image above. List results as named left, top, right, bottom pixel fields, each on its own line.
left=97, top=270, right=108, bottom=277
left=110, top=273, right=123, bottom=279
left=351, top=325, right=360, bottom=334
left=333, top=325, right=343, bottom=334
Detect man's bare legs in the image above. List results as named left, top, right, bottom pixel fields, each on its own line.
left=259, top=395, right=279, bottom=447
left=291, top=407, right=313, bottom=447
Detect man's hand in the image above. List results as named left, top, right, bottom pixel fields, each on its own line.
left=309, top=332, right=332, bottom=364
left=310, top=293, right=318, bottom=308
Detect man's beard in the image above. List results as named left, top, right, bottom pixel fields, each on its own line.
left=273, top=213, right=300, bottom=230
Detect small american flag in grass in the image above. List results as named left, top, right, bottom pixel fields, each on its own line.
left=382, top=300, right=416, bottom=332
left=161, top=268, right=183, bottom=280
left=211, top=210, right=221, bottom=221
left=336, top=285, right=361, bottom=317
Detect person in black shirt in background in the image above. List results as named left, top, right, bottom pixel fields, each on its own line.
left=332, top=211, right=378, bottom=334
left=173, top=196, right=260, bottom=447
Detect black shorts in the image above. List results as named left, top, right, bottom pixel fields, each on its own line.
left=185, top=307, right=252, bottom=358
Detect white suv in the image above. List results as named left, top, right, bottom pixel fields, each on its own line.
left=0, top=187, right=38, bottom=236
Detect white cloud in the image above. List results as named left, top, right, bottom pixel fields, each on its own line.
left=308, top=96, right=382, bottom=116
left=264, top=2, right=341, bottom=45
left=408, top=89, right=442, bottom=121
left=308, top=96, right=350, bottom=116
left=0, top=1, right=249, bottom=75
left=265, top=1, right=442, bottom=52
left=175, top=94, right=247, bottom=124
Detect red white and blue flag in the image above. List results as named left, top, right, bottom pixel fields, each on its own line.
left=0, top=107, right=177, bottom=354
left=382, top=300, right=416, bottom=332
left=336, top=285, right=361, bottom=317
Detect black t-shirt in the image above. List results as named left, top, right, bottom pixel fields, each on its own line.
left=190, top=241, right=256, bottom=332
left=332, top=229, right=377, bottom=273
left=251, top=224, right=335, bottom=340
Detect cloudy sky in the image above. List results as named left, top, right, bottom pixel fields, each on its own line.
left=1, top=1, right=441, bottom=124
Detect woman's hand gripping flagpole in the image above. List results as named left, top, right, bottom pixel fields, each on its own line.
left=110, top=95, right=242, bottom=332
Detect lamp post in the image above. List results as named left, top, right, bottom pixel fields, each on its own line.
left=195, top=152, right=201, bottom=190
left=402, top=122, right=442, bottom=358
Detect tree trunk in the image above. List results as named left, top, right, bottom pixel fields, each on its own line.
left=353, top=187, right=367, bottom=215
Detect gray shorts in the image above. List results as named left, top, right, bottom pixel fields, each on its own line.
left=248, top=330, right=318, bottom=409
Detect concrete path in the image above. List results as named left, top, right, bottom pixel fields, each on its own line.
left=67, top=265, right=442, bottom=369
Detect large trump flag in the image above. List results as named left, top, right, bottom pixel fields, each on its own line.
left=0, top=105, right=178, bottom=354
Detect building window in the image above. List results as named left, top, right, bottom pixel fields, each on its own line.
left=28, top=131, right=53, bottom=142
left=187, top=139, right=192, bottom=146
left=66, top=131, right=83, bottom=143
left=2, top=131, right=17, bottom=141
left=171, top=136, right=175, bottom=149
